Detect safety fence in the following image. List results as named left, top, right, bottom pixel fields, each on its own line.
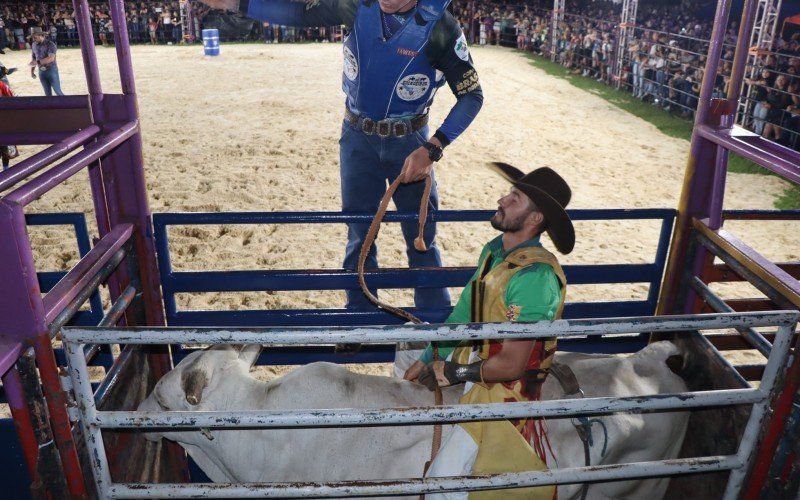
left=62, top=311, right=799, bottom=498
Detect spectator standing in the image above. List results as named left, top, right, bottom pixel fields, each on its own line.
left=0, top=15, right=7, bottom=54
left=0, top=67, right=17, bottom=171
left=162, top=9, right=173, bottom=43
left=148, top=15, right=159, bottom=45
left=29, top=30, right=64, bottom=97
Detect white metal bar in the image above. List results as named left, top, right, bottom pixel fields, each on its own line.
left=61, top=311, right=800, bottom=345
left=106, top=455, right=742, bottom=498
left=96, top=388, right=762, bottom=429
left=723, top=322, right=796, bottom=498
left=64, top=341, right=113, bottom=498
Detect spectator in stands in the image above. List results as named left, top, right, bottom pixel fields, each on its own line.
left=29, top=30, right=64, bottom=97
left=763, top=74, right=792, bottom=141
left=748, top=69, right=773, bottom=135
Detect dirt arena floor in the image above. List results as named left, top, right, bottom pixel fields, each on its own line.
left=4, top=43, right=794, bottom=371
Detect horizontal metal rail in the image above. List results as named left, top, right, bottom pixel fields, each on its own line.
left=43, top=224, right=133, bottom=324
left=4, top=121, right=138, bottom=207
left=62, top=311, right=799, bottom=344
left=152, top=208, right=676, bottom=226
left=689, top=277, right=772, bottom=356
left=108, top=456, right=741, bottom=499
left=696, top=125, right=800, bottom=185
left=0, top=95, right=90, bottom=111
left=0, top=126, right=101, bottom=193
left=96, top=388, right=761, bottom=429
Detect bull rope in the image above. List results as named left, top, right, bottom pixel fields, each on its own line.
left=355, top=171, right=444, bottom=489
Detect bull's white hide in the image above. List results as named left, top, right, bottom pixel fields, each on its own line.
left=139, top=341, right=689, bottom=499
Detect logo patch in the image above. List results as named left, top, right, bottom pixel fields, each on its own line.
left=454, top=33, right=470, bottom=62
left=505, top=304, right=522, bottom=321
left=343, top=46, right=358, bottom=81
left=397, top=47, right=419, bottom=57
left=396, top=74, right=430, bottom=101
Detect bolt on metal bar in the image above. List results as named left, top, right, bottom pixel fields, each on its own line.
left=689, top=277, right=772, bottom=356
left=62, top=311, right=800, bottom=345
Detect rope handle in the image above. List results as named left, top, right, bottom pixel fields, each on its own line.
left=355, top=168, right=443, bottom=492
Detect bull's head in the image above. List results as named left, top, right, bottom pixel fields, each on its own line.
left=138, top=344, right=263, bottom=438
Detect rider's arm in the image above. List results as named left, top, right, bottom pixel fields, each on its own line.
left=444, top=265, right=561, bottom=383
left=426, top=14, right=483, bottom=147
left=238, top=0, right=355, bottom=28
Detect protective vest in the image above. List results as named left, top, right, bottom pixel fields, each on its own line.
left=342, top=0, right=449, bottom=120
left=453, top=247, right=567, bottom=394
left=453, top=246, right=567, bottom=500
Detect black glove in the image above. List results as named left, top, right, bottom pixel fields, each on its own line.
left=418, top=364, right=439, bottom=391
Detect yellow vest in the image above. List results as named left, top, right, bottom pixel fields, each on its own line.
left=455, top=246, right=567, bottom=500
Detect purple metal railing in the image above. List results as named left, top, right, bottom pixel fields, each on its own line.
left=3, top=121, right=138, bottom=206
left=0, top=125, right=101, bottom=193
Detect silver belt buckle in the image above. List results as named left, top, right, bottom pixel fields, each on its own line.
left=376, top=119, right=392, bottom=138
left=362, top=117, right=375, bottom=135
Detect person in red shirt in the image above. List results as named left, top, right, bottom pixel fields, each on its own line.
left=0, top=67, right=17, bottom=171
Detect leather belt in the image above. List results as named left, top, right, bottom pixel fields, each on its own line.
left=344, top=108, right=429, bottom=138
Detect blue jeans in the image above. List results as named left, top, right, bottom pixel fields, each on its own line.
left=39, top=66, right=64, bottom=96
left=339, top=120, right=450, bottom=310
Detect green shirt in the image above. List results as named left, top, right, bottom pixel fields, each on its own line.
left=419, top=235, right=562, bottom=363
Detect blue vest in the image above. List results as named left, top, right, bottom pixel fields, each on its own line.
left=342, top=0, right=450, bottom=120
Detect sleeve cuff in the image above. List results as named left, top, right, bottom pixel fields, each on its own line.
left=433, top=130, right=451, bottom=147
left=239, top=0, right=250, bottom=14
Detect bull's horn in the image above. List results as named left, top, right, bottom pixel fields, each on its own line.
left=181, top=369, right=209, bottom=406
left=238, top=344, right=263, bottom=368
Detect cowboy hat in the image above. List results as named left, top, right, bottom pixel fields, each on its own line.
left=488, top=162, right=575, bottom=254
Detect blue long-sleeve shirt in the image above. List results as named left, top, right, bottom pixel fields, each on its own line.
left=238, top=0, right=482, bottom=145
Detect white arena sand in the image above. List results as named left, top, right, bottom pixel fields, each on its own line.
left=3, top=43, right=794, bottom=372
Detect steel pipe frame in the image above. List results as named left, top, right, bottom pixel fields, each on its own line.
left=688, top=277, right=772, bottom=356
left=43, top=224, right=133, bottom=325
left=0, top=125, right=101, bottom=193
left=108, top=456, right=741, bottom=499
left=62, top=311, right=799, bottom=345
left=3, top=121, right=138, bottom=207
left=63, top=314, right=797, bottom=498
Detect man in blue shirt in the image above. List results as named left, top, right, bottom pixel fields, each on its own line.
left=197, top=0, right=483, bottom=314
left=29, top=31, right=64, bottom=97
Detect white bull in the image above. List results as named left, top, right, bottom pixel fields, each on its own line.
left=139, top=341, right=689, bottom=499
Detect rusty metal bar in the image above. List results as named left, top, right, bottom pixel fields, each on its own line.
left=107, top=456, right=741, bottom=499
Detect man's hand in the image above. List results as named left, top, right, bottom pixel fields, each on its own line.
left=403, top=360, right=425, bottom=381
left=399, top=147, right=433, bottom=184
left=28, top=60, right=37, bottom=67
left=418, top=361, right=450, bottom=391
left=195, top=0, right=239, bottom=10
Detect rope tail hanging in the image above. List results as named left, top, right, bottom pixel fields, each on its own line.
left=356, top=170, right=443, bottom=489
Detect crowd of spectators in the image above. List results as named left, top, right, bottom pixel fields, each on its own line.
left=3, top=1, right=800, bottom=147
left=453, top=0, right=800, bottom=148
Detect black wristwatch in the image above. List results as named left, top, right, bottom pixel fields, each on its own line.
left=422, top=141, right=443, bottom=162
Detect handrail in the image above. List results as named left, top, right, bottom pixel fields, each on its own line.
left=696, top=125, right=800, bottom=185
left=43, top=224, right=133, bottom=324
left=3, top=121, right=138, bottom=207
left=693, top=219, right=800, bottom=309
left=0, top=126, right=101, bottom=193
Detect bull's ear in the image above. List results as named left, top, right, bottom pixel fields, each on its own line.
left=181, top=369, right=209, bottom=406
left=238, top=344, right=263, bottom=368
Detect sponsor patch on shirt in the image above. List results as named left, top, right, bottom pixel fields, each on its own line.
left=396, top=47, right=419, bottom=57
left=455, top=68, right=480, bottom=95
left=505, top=304, right=522, bottom=321
left=343, top=46, right=358, bottom=81
left=454, top=33, right=470, bottom=61
left=396, top=73, right=430, bottom=101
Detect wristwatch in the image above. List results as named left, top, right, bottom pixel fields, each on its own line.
left=422, top=141, right=443, bottom=162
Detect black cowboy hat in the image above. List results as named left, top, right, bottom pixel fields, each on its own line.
left=489, top=162, right=575, bottom=254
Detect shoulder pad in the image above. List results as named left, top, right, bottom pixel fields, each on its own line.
left=416, top=0, right=450, bottom=22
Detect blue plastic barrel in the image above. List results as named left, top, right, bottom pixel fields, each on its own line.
left=202, top=29, right=220, bottom=57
